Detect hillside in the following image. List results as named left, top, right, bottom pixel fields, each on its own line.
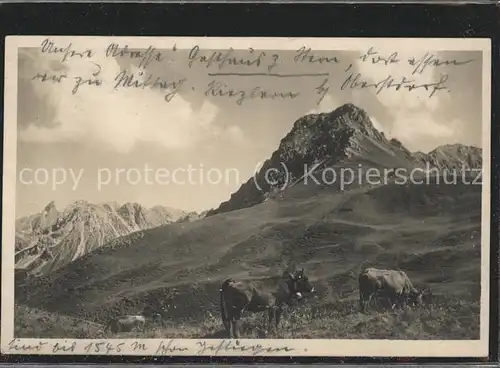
left=15, top=103, right=483, bottom=340
left=15, top=201, right=187, bottom=276
left=16, top=177, right=482, bottom=339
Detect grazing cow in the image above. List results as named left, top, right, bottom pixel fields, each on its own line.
left=219, top=268, right=315, bottom=338
left=106, top=315, right=146, bottom=334
left=140, top=305, right=169, bottom=327
left=359, top=267, right=423, bottom=313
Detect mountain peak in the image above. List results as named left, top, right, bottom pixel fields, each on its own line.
left=208, top=103, right=411, bottom=217
left=416, top=143, right=482, bottom=170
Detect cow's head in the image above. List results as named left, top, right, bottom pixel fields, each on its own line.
left=152, top=312, right=163, bottom=324
left=408, top=289, right=424, bottom=306
left=291, top=268, right=315, bottom=299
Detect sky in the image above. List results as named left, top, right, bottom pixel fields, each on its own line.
left=15, top=44, right=484, bottom=218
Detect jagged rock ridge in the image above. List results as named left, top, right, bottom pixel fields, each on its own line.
left=207, top=103, right=482, bottom=217
left=15, top=201, right=188, bottom=277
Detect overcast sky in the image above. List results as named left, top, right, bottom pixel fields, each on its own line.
left=15, top=45, right=483, bottom=217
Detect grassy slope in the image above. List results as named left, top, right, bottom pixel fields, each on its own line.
left=14, top=304, right=105, bottom=339
left=16, top=178, right=482, bottom=339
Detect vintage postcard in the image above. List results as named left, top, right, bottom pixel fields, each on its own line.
left=1, top=36, right=491, bottom=357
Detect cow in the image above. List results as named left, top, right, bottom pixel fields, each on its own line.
left=139, top=305, right=170, bottom=327
left=106, top=315, right=146, bottom=334
left=219, top=268, right=315, bottom=338
left=358, top=267, right=423, bottom=313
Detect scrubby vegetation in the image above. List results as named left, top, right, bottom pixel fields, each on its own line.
left=16, top=293, right=479, bottom=340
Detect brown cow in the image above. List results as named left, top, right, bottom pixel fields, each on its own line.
left=359, top=267, right=423, bottom=313
left=219, top=269, right=315, bottom=338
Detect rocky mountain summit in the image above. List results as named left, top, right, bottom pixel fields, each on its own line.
left=15, top=201, right=187, bottom=276
left=207, top=103, right=482, bottom=217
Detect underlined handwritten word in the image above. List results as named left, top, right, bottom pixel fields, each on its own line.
left=40, top=38, right=94, bottom=63
left=205, top=80, right=300, bottom=105
left=188, top=46, right=267, bottom=70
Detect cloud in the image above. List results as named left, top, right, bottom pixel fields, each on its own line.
left=354, top=47, right=464, bottom=151
left=18, top=49, right=221, bottom=154
left=306, top=94, right=350, bottom=115
left=369, top=116, right=385, bottom=134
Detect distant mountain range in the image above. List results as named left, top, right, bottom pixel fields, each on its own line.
left=15, top=201, right=191, bottom=276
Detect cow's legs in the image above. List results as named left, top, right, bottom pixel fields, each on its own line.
left=229, top=308, right=243, bottom=338
left=222, top=314, right=231, bottom=337
left=372, top=293, right=387, bottom=312
left=275, top=305, right=283, bottom=327
left=267, top=307, right=275, bottom=332
left=360, top=290, right=372, bottom=313
left=366, top=293, right=375, bottom=312
left=231, top=318, right=240, bottom=338
left=225, top=310, right=234, bottom=338
left=359, top=293, right=365, bottom=313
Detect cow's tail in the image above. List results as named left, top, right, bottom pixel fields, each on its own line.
left=220, top=278, right=233, bottom=331
left=105, top=319, right=115, bottom=335
left=358, top=270, right=369, bottom=312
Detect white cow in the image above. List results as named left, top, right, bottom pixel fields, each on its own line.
left=106, top=315, right=146, bottom=333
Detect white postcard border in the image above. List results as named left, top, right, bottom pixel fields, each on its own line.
left=1, top=36, right=492, bottom=357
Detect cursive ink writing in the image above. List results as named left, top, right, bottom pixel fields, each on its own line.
left=188, top=46, right=266, bottom=70
left=315, top=77, right=330, bottom=105
left=130, top=341, right=148, bottom=352
left=341, top=72, right=449, bottom=98
left=52, top=340, right=77, bottom=353
left=8, top=339, right=48, bottom=353
left=408, top=52, right=475, bottom=75
left=83, top=341, right=125, bottom=354
left=294, top=46, right=341, bottom=64
left=155, top=339, right=189, bottom=355
left=40, top=38, right=94, bottom=63
left=196, top=339, right=295, bottom=356
left=106, top=44, right=167, bottom=69
left=359, top=46, right=400, bottom=66
left=205, top=80, right=300, bottom=105
left=32, top=72, right=67, bottom=83
left=72, top=63, right=103, bottom=95
left=113, top=70, right=186, bottom=102
left=267, top=53, right=280, bottom=73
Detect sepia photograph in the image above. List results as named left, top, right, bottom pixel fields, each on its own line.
left=1, top=36, right=491, bottom=357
